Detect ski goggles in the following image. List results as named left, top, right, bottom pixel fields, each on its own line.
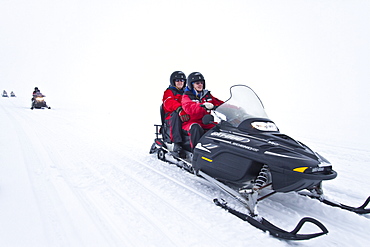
left=175, top=79, right=185, bottom=82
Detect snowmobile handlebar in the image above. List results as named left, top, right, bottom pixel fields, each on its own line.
left=202, top=114, right=215, bottom=125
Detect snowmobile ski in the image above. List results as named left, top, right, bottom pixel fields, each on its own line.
left=199, top=170, right=329, bottom=240
left=300, top=193, right=370, bottom=214
left=214, top=198, right=328, bottom=240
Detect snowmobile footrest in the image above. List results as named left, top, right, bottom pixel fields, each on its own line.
left=214, top=198, right=328, bottom=240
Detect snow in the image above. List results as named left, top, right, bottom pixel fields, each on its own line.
left=1, top=94, right=370, bottom=247
left=1, top=0, right=370, bottom=246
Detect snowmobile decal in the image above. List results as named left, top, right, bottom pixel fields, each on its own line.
left=293, top=167, right=309, bottom=173
left=210, top=132, right=250, bottom=143
left=201, top=157, right=213, bottom=163
left=231, top=142, right=259, bottom=152
left=264, top=151, right=311, bottom=160
left=195, top=143, right=211, bottom=152
left=207, top=137, right=259, bottom=152
left=203, top=143, right=219, bottom=149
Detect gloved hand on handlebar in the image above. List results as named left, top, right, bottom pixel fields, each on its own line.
left=201, top=102, right=214, bottom=110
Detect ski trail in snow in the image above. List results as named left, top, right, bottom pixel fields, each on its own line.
left=0, top=102, right=50, bottom=246
left=85, top=161, right=218, bottom=247
left=5, top=106, right=153, bottom=246
left=1, top=102, right=113, bottom=247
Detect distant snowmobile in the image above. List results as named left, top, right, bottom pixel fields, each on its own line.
left=10, top=91, right=16, bottom=97
left=150, top=84, right=369, bottom=240
left=2, top=90, right=8, bottom=97
left=31, top=92, right=51, bottom=110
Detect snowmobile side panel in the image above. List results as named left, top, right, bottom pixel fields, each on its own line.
left=193, top=150, right=263, bottom=183
left=193, top=127, right=336, bottom=192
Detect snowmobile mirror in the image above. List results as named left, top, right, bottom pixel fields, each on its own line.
left=202, top=114, right=214, bottom=125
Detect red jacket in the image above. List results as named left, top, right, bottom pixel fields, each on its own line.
left=162, top=87, right=184, bottom=120
left=181, top=89, right=223, bottom=131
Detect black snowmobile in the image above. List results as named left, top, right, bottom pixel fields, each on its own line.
left=31, top=92, right=51, bottom=110
left=150, top=85, right=369, bottom=240
left=10, top=91, right=16, bottom=97
left=2, top=90, right=8, bottom=97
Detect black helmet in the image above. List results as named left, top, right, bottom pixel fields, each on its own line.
left=170, top=71, right=186, bottom=87
left=34, top=87, right=38, bottom=90
left=187, top=72, right=205, bottom=90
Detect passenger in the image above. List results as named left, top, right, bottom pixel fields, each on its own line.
left=181, top=72, right=224, bottom=149
left=162, top=71, right=190, bottom=157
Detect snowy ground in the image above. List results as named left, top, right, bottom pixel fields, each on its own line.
left=1, top=95, right=369, bottom=247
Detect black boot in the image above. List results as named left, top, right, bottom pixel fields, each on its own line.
left=171, top=143, right=182, bottom=158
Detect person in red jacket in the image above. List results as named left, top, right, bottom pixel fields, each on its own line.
left=181, top=72, right=224, bottom=149
left=162, top=71, right=190, bottom=157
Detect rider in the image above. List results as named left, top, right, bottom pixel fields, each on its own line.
left=32, top=87, right=40, bottom=99
left=31, top=87, right=50, bottom=109
left=181, top=72, right=224, bottom=149
left=162, top=71, right=190, bottom=157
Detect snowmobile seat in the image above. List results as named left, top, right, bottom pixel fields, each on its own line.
left=160, top=104, right=172, bottom=143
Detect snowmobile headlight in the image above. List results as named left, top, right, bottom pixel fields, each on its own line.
left=36, top=97, right=44, bottom=101
left=251, top=122, right=278, bottom=131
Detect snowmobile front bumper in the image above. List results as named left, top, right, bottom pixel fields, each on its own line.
left=270, top=167, right=337, bottom=192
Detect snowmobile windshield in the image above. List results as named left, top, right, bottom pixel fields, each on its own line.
left=215, top=85, right=269, bottom=128
left=35, top=92, right=44, bottom=97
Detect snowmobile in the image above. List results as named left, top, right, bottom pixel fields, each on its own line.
left=2, top=90, right=8, bottom=97
left=150, top=85, right=369, bottom=240
left=31, top=92, right=51, bottom=110
left=10, top=91, right=16, bottom=97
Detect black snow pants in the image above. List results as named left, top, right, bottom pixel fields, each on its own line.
left=165, top=112, right=183, bottom=144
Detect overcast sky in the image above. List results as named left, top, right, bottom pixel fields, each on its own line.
left=1, top=0, right=369, bottom=148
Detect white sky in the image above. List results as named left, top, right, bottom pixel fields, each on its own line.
left=1, top=0, right=369, bottom=148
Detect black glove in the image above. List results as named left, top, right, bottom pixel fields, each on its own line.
left=176, top=107, right=190, bottom=122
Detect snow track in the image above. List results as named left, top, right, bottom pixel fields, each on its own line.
left=1, top=97, right=369, bottom=247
